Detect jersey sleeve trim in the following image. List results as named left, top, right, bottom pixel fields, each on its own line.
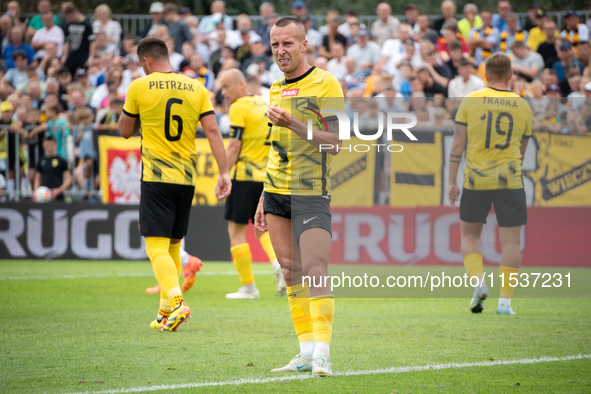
left=122, top=109, right=138, bottom=118
left=229, top=126, right=244, bottom=140
left=454, top=121, right=467, bottom=126
left=199, top=110, right=215, bottom=120
left=522, top=134, right=532, bottom=138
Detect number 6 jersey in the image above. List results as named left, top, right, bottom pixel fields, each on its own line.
left=455, top=87, right=532, bottom=190
left=122, top=71, right=215, bottom=186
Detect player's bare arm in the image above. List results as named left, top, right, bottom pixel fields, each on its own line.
left=119, top=114, right=141, bottom=139
left=447, top=123, right=467, bottom=208
left=254, top=194, right=267, bottom=232
left=267, top=106, right=340, bottom=154
left=225, top=138, right=242, bottom=170
left=520, top=136, right=530, bottom=161
left=201, top=113, right=231, bottom=200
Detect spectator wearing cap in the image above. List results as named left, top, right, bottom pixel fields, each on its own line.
left=62, top=4, right=94, bottom=77
left=198, top=1, right=233, bottom=34
left=57, top=66, right=72, bottom=96
left=291, top=1, right=312, bottom=27
left=163, top=3, right=193, bottom=54
left=92, top=5, right=122, bottom=56
left=34, top=132, right=71, bottom=201
left=468, top=9, right=500, bottom=66
left=300, top=16, right=322, bottom=50
left=458, top=4, right=482, bottom=38
left=524, top=4, right=540, bottom=32
left=141, top=2, right=166, bottom=38
left=414, top=14, right=438, bottom=45
left=179, top=7, right=193, bottom=21
left=27, top=0, right=60, bottom=40
left=319, top=11, right=347, bottom=60
left=510, top=40, right=544, bottom=82
left=378, top=24, right=422, bottom=76
left=75, top=69, right=95, bottom=100
left=492, top=1, right=518, bottom=33
left=499, top=14, right=527, bottom=55
left=326, top=42, right=347, bottom=80
left=347, top=28, right=380, bottom=76
left=432, top=0, right=456, bottom=35
left=448, top=57, right=484, bottom=97
left=537, top=21, right=559, bottom=69
left=560, top=11, right=589, bottom=53
left=527, top=8, right=553, bottom=52
left=371, top=3, right=400, bottom=46
left=553, top=41, right=583, bottom=83
left=1, top=26, right=35, bottom=68
left=31, top=11, right=64, bottom=60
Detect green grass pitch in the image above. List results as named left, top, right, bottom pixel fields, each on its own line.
left=1, top=260, right=590, bottom=393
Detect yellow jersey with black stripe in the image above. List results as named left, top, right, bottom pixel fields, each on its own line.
left=265, top=66, right=344, bottom=196
left=228, top=95, right=270, bottom=183
left=123, top=71, right=214, bottom=186
left=455, top=87, right=532, bottom=190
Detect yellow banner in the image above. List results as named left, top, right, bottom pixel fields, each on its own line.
left=390, top=132, right=443, bottom=207
left=330, top=137, right=376, bottom=207
left=98, top=136, right=227, bottom=206
left=525, top=132, right=591, bottom=206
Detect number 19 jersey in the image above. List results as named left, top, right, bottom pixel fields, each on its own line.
left=455, top=87, right=532, bottom=190
left=123, top=71, right=215, bottom=186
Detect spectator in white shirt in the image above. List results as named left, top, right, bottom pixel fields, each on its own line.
left=346, top=28, right=380, bottom=76
left=510, top=40, right=544, bottom=82
left=301, top=15, right=322, bottom=49
left=327, top=42, right=347, bottom=80
left=164, top=36, right=184, bottom=72
left=338, top=9, right=367, bottom=39
left=448, top=58, right=485, bottom=97
left=377, top=24, right=422, bottom=76
left=31, top=12, right=64, bottom=59
left=371, top=3, right=400, bottom=45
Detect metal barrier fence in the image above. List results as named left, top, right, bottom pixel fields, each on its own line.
left=0, top=124, right=104, bottom=202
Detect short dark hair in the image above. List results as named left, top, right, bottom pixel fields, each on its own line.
left=448, top=41, right=462, bottom=51
left=163, top=2, right=178, bottom=14
left=485, top=53, right=512, bottom=82
left=64, top=4, right=78, bottom=14
left=12, top=50, right=27, bottom=60
left=275, top=17, right=304, bottom=29
left=47, top=104, right=62, bottom=114
left=510, top=40, right=526, bottom=50
left=459, top=57, right=472, bottom=67
left=137, top=37, right=169, bottom=61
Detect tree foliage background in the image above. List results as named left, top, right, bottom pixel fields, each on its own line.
left=2, top=0, right=590, bottom=17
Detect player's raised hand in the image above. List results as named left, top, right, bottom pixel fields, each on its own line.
left=448, top=183, right=460, bottom=209
left=215, top=173, right=232, bottom=200
left=267, top=105, right=291, bottom=129
left=254, top=195, right=267, bottom=232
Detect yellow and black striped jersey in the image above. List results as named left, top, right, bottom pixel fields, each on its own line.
left=455, top=87, right=532, bottom=190
left=228, top=95, right=270, bottom=183
left=265, top=66, right=344, bottom=196
left=123, top=71, right=214, bottom=186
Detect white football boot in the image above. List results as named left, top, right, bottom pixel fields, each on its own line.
left=469, top=278, right=488, bottom=313
left=225, top=286, right=260, bottom=299
left=271, top=354, right=313, bottom=372
left=272, top=259, right=287, bottom=296
left=312, top=356, right=333, bottom=377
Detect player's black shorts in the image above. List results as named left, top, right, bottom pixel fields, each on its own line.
left=140, top=181, right=195, bottom=239
left=263, top=191, right=332, bottom=243
left=460, top=188, right=527, bottom=227
left=224, top=180, right=263, bottom=224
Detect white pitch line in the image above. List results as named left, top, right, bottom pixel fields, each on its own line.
left=0, top=271, right=272, bottom=281
left=69, top=354, right=591, bottom=394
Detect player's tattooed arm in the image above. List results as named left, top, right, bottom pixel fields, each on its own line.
left=447, top=123, right=467, bottom=207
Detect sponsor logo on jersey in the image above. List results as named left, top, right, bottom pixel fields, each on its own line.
left=281, top=88, right=300, bottom=97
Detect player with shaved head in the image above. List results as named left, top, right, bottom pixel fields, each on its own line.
left=254, top=17, right=344, bottom=377
left=218, top=69, right=286, bottom=300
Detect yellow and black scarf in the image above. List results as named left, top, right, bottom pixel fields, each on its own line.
left=500, top=28, right=525, bottom=52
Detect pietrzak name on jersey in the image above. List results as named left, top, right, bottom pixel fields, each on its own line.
left=281, top=89, right=300, bottom=97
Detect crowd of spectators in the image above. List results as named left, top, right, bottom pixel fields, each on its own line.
left=1, top=0, right=591, bottom=201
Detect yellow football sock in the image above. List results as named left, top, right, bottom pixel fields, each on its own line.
left=500, top=266, right=520, bottom=299
left=288, top=283, right=314, bottom=343
left=158, top=297, right=171, bottom=318
left=231, top=243, right=254, bottom=285
left=169, top=242, right=182, bottom=278
left=259, top=231, right=277, bottom=263
left=310, top=296, right=335, bottom=345
left=464, top=253, right=484, bottom=279
left=145, top=237, right=182, bottom=308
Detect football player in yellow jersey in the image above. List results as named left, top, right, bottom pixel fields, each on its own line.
left=119, top=37, right=231, bottom=331
left=254, top=17, right=344, bottom=377
left=448, top=53, right=532, bottom=316
left=218, top=69, right=286, bottom=299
